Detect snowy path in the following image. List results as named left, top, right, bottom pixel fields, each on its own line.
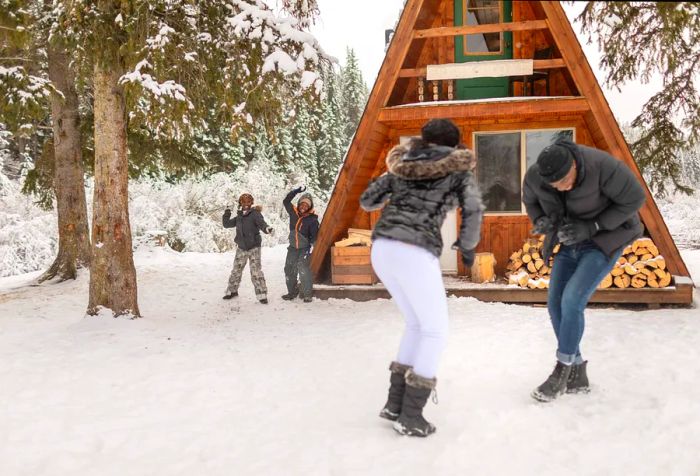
left=1, top=246, right=699, bottom=476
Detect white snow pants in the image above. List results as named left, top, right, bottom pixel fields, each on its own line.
left=371, top=238, right=448, bottom=379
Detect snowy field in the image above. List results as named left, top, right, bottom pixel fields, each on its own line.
left=1, top=245, right=699, bottom=476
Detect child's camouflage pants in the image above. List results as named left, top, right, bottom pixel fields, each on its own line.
left=226, top=246, right=267, bottom=300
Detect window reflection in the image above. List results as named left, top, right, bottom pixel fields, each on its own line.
left=476, top=133, right=521, bottom=213
left=475, top=129, right=575, bottom=213
left=525, top=130, right=574, bottom=171
left=465, top=0, right=501, bottom=53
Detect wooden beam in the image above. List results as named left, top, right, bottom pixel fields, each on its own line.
left=377, top=97, right=590, bottom=125
left=399, top=59, right=565, bottom=78
left=413, top=19, right=548, bottom=39
left=540, top=1, right=690, bottom=279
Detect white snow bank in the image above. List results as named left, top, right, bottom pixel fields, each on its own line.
left=0, top=246, right=698, bottom=475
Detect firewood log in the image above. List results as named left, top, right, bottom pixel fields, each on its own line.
left=631, top=274, right=647, bottom=288
left=659, top=272, right=672, bottom=287
left=614, top=274, right=631, bottom=288
left=599, top=273, right=613, bottom=289
left=611, top=267, right=625, bottom=277
left=623, top=263, right=639, bottom=276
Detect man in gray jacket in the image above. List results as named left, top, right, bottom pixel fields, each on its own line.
left=522, top=138, right=645, bottom=402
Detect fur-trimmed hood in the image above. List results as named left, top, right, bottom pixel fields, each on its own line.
left=386, top=139, right=476, bottom=180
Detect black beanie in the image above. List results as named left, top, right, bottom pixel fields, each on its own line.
left=537, top=142, right=574, bottom=183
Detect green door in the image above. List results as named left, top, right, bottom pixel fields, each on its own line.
left=454, top=0, right=513, bottom=100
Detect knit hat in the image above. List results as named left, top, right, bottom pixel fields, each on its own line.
left=297, top=193, right=313, bottom=210
left=238, top=193, right=254, bottom=207
left=537, top=142, right=575, bottom=183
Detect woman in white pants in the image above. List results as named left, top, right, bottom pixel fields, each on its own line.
left=360, top=119, right=483, bottom=437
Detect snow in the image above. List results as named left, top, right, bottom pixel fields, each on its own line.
left=0, top=245, right=698, bottom=475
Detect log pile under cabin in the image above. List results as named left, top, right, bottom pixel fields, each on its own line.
left=506, top=237, right=672, bottom=290
left=330, top=229, right=376, bottom=285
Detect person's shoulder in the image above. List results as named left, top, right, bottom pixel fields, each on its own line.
left=523, top=163, right=541, bottom=184
left=578, top=144, right=616, bottom=163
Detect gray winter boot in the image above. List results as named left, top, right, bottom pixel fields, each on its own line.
left=393, top=369, right=437, bottom=437
left=566, top=361, right=590, bottom=394
left=531, top=361, right=572, bottom=402
left=379, top=362, right=412, bottom=421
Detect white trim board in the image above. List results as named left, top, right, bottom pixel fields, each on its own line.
left=426, top=59, right=534, bottom=81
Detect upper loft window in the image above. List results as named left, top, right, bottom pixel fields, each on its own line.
left=464, top=0, right=502, bottom=55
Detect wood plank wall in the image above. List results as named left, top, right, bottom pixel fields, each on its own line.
left=349, top=115, right=595, bottom=277
left=475, top=215, right=532, bottom=276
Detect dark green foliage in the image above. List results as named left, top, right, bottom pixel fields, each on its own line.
left=576, top=1, right=700, bottom=196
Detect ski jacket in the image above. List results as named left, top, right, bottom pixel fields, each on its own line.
left=222, top=208, right=271, bottom=251
left=360, top=139, right=484, bottom=258
left=283, top=190, right=319, bottom=250
left=522, top=143, right=645, bottom=260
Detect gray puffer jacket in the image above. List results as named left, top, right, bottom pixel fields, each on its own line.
left=523, top=143, right=645, bottom=260
left=360, top=139, right=484, bottom=257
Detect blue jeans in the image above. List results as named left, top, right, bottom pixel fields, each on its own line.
left=548, top=240, right=622, bottom=365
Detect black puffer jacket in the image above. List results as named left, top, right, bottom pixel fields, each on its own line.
left=283, top=190, right=319, bottom=250
left=222, top=208, right=271, bottom=251
left=523, top=143, right=645, bottom=260
left=360, top=139, right=484, bottom=257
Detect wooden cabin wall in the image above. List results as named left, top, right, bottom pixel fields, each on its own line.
left=392, top=0, right=575, bottom=103
left=346, top=112, right=599, bottom=277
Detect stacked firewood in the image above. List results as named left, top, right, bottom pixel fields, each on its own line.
left=334, top=228, right=372, bottom=247
left=506, top=236, right=554, bottom=289
left=599, top=238, right=671, bottom=289
left=507, top=237, right=672, bottom=289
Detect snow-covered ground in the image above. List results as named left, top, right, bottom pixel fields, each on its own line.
left=1, top=245, right=699, bottom=476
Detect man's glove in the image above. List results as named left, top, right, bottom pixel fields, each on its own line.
left=461, top=249, right=476, bottom=268
left=557, top=220, right=598, bottom=245
left=532, top=216, right=555, bottom=235
left=265, top=226, right=274, bottom=235
left=224, top=208, right=231, bottom=215
left=302, top=247, right=313, bottom=259
left=292, top=185, right=307, bottom=194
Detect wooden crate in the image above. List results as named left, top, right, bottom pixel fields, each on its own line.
left=331, top=246, right=379, bottom=285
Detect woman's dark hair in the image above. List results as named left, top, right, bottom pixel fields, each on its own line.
left=421, top=119, right=460, bottom=147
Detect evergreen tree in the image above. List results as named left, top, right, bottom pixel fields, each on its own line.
left=290, top=103, right=319, bottom=191
left=316, top=71, right=345, bottom=194
left=52, top=0, right=328, bottom=317
left=340, top=48, right=369, bottom=144
left=577, top=1, right=700, bottom=196
left=271, top=119, right=296, bottom=175
left=1, top=0, right=91, bottom=283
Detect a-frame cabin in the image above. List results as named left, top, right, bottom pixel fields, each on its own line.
left=311, top=0, right=693, bottom=305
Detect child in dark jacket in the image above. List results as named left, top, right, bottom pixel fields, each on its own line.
left=360, top=118, right=484, bottom=437
left=281, top=186, right=319, bottom=302
left=222, top=193, right=273, bottom=304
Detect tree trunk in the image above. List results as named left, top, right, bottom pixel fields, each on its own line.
left=87, top=59, right=140, bottom=317
left=39, top=42, right=91, bottom=283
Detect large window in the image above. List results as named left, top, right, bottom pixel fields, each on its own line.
left=464, top=0, right=502, bottom=54
left=475, top=128, right=575, bottom=213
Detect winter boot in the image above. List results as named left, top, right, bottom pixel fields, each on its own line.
left=393, top=369, right=437, bottom=437
left=379, top=362, right=412, bottom=421
left=281, top=293, right=297, bottom=301
left=303, top=296, right=313, bottom=303
left=259, top=298, right=268, bottom=304
left=531, top=361, right=572, bottom=402
left=223, top=291, right=238, bottom=300
left=566, top=361, right=590, bottom=394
